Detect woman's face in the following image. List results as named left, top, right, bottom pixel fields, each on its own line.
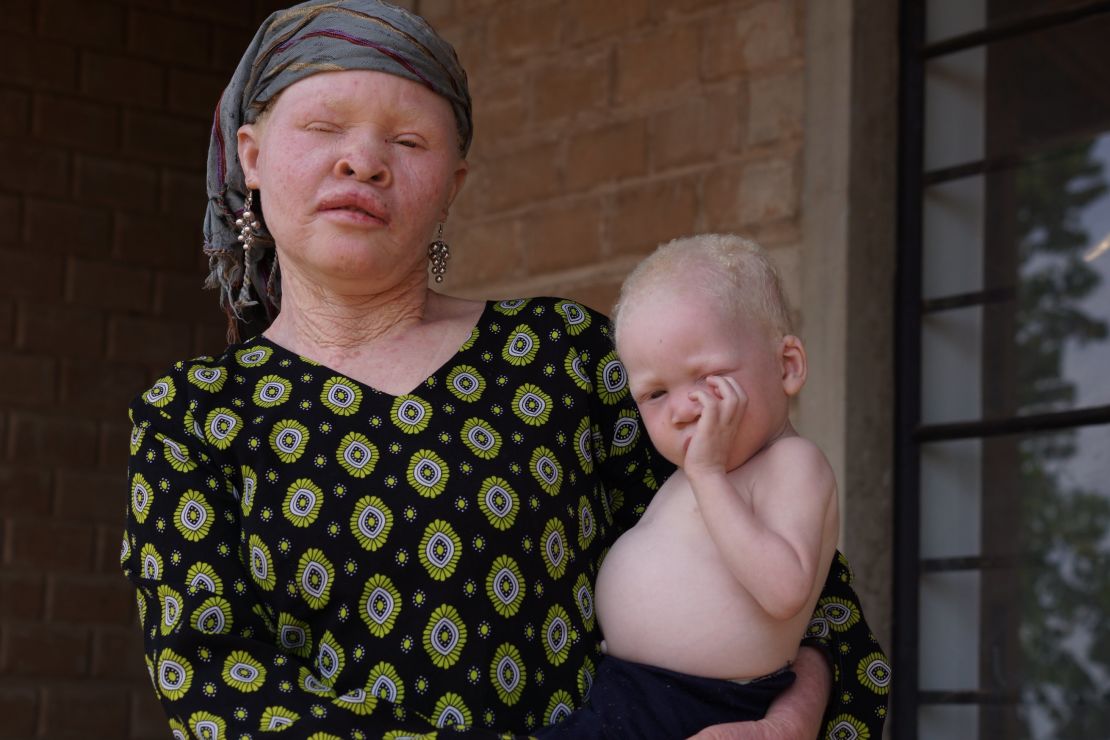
left=237, top=69, right=468, bottom=293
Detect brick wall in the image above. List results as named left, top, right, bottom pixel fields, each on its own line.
left=0, top=1, right=807, bottom=737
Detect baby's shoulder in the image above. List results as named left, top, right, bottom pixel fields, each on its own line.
left=751, top=435, right=835, bottom=487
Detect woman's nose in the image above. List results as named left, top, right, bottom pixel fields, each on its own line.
left=335, top=139, right=391, bottom=186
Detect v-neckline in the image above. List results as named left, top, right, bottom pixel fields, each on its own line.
left=248, top=300, right=493, bottom=400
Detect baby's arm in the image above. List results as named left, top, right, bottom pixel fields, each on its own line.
left=685, top=377, right=836, bottom=620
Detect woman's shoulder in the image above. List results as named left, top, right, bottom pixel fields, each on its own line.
left=487, top=296, right=613, bottom=336
left=129, top=337, right=274, bottom=418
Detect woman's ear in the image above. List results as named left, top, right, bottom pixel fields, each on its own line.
left=445, top=158, right=469, bottom=213
left=237, top=124, right=261, bottom=188
left=780, top=335, right=807, bottom=397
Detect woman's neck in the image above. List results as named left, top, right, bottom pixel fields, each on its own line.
left=265, top=264, right=433, bottom=354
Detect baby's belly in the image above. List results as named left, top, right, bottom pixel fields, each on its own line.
left=596, top=510, right=804, bottom=680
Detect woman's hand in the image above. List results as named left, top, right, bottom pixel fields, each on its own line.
left=685, top=646, right=831, bottom=740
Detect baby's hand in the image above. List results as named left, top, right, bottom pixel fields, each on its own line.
left=683, top=375, right=747, bottom=476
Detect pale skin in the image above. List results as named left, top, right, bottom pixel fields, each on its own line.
left=238, top=68, right=830, bottom=738
left=596, top=281, right=839, bottom=737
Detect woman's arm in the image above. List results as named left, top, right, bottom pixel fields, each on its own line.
left=686, top=646, right=829, bottom=740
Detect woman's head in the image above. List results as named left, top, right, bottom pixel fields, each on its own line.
left=204, top=0, right=472, bottom=336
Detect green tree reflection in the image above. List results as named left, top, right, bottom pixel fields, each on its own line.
left=1013, top=140, right=1110, bottom=738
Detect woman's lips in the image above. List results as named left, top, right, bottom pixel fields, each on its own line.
left=318, top=193, right=389, bottom=226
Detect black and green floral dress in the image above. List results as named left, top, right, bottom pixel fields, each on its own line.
left=121, top=297, right=889, bottom=739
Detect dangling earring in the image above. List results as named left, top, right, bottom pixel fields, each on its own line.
left=235, top=190, right=262, bottom=255
left=428, top=223, right=450, bottom=283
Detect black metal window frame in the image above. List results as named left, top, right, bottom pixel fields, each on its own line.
left=893, top=1, right=1110, bottom=737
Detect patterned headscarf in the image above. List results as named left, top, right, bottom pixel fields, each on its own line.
left=203, top=0, right=472, bottom=337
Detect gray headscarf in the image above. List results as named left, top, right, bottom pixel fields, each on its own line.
left=202, top=0, right=472, bottom=339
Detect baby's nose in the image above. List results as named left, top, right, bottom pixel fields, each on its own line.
left=671, top=394, right=701, bottom=424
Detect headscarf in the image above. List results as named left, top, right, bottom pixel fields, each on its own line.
left=202, top=0, right=472, bottom=337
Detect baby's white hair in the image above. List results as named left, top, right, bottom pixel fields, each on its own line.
left=613, top=234, right=793, bottom=344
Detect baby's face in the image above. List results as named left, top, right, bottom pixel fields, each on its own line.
left=617, top=289, right=792, bottom=471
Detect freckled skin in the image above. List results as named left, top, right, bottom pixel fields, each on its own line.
left=595, top=286, right=839, bottom=681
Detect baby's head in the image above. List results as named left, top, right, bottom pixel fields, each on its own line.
left=613, top=234, right=793, bottom=345
left=613, top=234, right=806, bottom=470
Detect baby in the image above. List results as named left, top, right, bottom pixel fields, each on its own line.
left=541, top=234, right=840, bottom=739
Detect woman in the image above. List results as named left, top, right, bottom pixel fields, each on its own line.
left=121, top=1, right=888, bottom=737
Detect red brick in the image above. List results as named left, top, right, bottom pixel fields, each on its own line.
left=94, top=524, right=127, bottom=575
left=167, top=68, right=227, bottom=118
left=531, top=51, right=611, bottom=125
left=609, top=178, right=698, bottom=255
left=91, top=628, right=149, bottom=681
left=193, top=320, right=233, bottom=357
left=0, top=354, right=57, bottom=406
left=0, top=466, right=53, bottom=518
left=0, top=0, right=34, bottom=32
left=747, top=67, right=804, bottom=147
left=39, top=0, right=127, bottom=48
left=58, top=360, right=149, bottom=422
left=475, top=142, right=562, bottom=213
left=702, top=1, right=801, bottom=81
left=41, top=684, right=129, bottom=738
left=562, top=278, right=622, bottom=316
left=123, top=110, right=209, bottom=168
left=75, top=156, right=160, bottom=212
left=115, top=212, right=199, bottom=271
left=652, top=0, right=733, bottom=15
left=524, top=199, right=604, bottom=275
left=26, top=198, right=113, bottom=258
left=488, top=2, right=562, bottom=61
left=99, top=420, right=133, bottom=472
left=153, top=269, right=223, bottom=321
left=0, top=685, right=38, bottom=738
left=0, top=572, right=46, bottom=621
left=107, top=315, right=192, bottom=365
left=469, top=76, right=529, bottom=153
left=47, top=574, right=134, bottom=624
left=0, top=36, right=78, bottom=91
left=6, top=413, right=100, bottom=469
left=566, top=118, right=648, bottom=191
left=565, top=0, right=649, bottom=45
left=616, top=23, right=700, bottom=105
left=0, top=252, right=63, bottom=300
left=0, top=195, right=19, bottom=247
left=212, top=25, right=256, bottom=70
left=16, top=301, right=105, bottom=358
left=0, top=300, right=14, bottom=347
left=704, top=155, right=799, bottom=228
left=414, top=0, right=455, bottom=28
left=66, top=258, right=154, bottom=313
left=160, top=169, right=207, bottom=220
left=0, top=622, right=90, bottom=676
left=650, top=89, right=744, bottom=170
left=5, top=517, right=98, bottom=574
left=0, top=141, right=69, bottom=197
left=0, top=89, right=30, bottom=137
left=82, top=53, right=164, bottom=107
left=32, top=94, right=120, bottom=151
left=449, top=217, right=521, bottom=286
left=130, top=687, right=170, bottom=740
left=171, top=0, right=255, bottom=25
left=128, top=10, right=212, bottom=67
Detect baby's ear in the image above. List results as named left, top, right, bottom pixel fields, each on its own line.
left=780, top=335, right=807, bottom=396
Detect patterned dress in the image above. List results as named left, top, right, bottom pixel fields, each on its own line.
left=121, top=297, right=889, bottom=739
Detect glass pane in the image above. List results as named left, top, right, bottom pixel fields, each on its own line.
left=919, top=705, right=979, bottom=740
left=920, top=136, right=1110, bottom=423
left=923, top=175, right=985, bottom=300
left=926, top=0, right=1107, bottom=44
left=921, top=306, right=982, bottom=425
left=920, top=439, right=982, bottom=558
left=917, top=425, right=1110, bottom=738
left=919, top=570, right=981, bottom=691
left=924, top=48, right=985, bottom=171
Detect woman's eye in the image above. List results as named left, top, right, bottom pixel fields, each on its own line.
left=306, top=122, right=338, bottom=133
left=393, top=138, right=421, bottom=148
